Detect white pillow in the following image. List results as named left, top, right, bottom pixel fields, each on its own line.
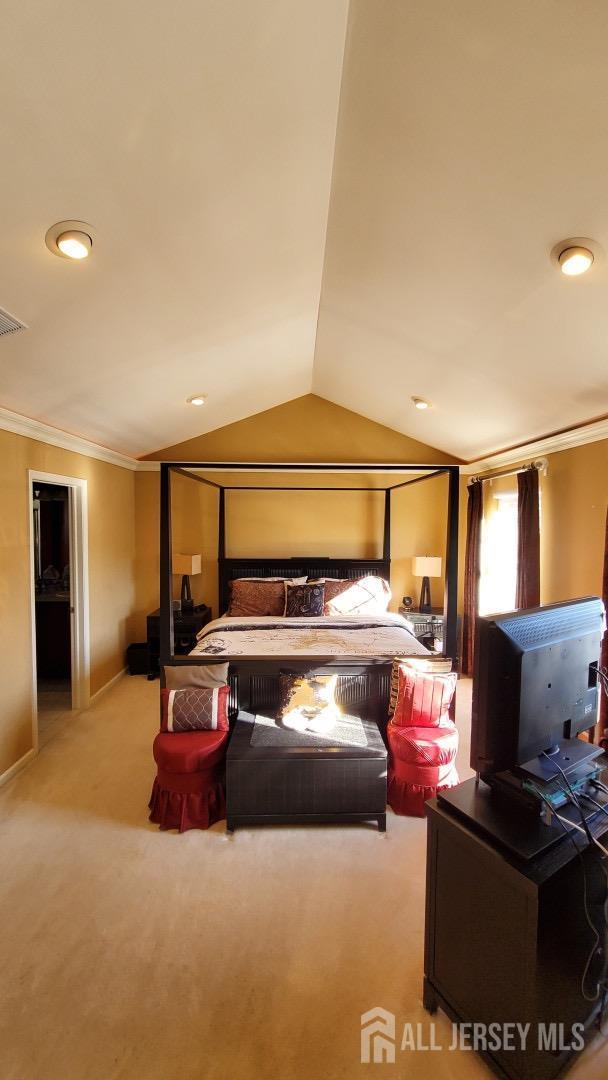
left=325, top=575, right=391, bottom=616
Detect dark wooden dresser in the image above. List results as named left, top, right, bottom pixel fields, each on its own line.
left=424, top=777, right=608, bottom=1079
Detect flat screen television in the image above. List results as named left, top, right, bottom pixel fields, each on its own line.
left=471, top=597, right=604, bottom=780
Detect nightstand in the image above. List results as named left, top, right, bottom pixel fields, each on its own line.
left=399, top=609, right=444, bottom=651
left=146, top=604, right=212, bottom=679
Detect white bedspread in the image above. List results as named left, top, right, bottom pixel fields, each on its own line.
left=190, top=612, right=428, bottom=659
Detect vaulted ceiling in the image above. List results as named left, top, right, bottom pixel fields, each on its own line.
left=1, top=1, right=608, bottom=461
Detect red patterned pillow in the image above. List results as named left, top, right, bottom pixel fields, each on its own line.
left=392, top=667, right=457, bottom=729
left=160, top=686, right=229, bottom=732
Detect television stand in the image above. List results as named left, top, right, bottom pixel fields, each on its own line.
left=425, top=777, right=608, bottom=1079
left=519, top=737, right=604, bottom=782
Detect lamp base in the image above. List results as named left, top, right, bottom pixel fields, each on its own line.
left=419, top=576, right=432, bottom=614
left=180, top=574, right=194, bottom=613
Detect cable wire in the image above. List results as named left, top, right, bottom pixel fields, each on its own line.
left=528, top=783, right=605, bottom=1003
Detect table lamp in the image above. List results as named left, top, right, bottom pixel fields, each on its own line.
left=412, top=556, right=442, bottom=613
left=173, top=553, right=202, bottom=613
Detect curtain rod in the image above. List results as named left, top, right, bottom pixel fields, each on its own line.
left=470, top=457, right=547, bottom=484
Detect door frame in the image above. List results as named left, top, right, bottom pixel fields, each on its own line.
left=28, top=470, right=90, bottom=748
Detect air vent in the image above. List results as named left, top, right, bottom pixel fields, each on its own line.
left=0, top=307, right=27, bottom=338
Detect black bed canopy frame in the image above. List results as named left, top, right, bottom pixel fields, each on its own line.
left=159, top=461, right=460, bottom=671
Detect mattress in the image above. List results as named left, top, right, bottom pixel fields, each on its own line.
left=189, top=612, right=428, bottom=659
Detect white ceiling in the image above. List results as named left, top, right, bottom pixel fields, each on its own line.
left=314, top=0, right=608, bottom=460
left=2, top=1, right=608, bottom=460
left=0, top=0, right=348, bottom=455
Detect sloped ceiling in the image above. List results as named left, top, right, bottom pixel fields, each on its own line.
left=0, top=0, right=348, bottom=456
left=1, top=1, right=608, bottom=460
left=314, top=0, right=608, bottom=460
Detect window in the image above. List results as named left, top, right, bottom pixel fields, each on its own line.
left=478, top=491, right=518, bottom=616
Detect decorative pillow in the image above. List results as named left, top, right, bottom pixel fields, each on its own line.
left=278, top=673, right=340, bottom=734
left=308, top=578, right=351, bottom=615
left=227, top=579, right=286, bottom=616
left=160, top=686, right=230, bottom=732
left=163, top=663, right=229, bottom=690
left=391, top=665, right=456, bottom=729
left=284, top=582, right=325, bottom=617
left=323, top=575, right=391, bottom=616
left=388, top=656, right=452, bottom=716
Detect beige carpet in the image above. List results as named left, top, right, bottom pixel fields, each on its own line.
left=1, top=677, right=607, bottom=1080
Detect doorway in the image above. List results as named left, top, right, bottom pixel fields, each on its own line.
left=28, top=471, right=90, bottom=749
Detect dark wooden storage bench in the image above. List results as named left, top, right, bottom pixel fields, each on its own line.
left=226, top=711, right=387, bottom=832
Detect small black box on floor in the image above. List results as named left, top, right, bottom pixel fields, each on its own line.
left=126, top=643, right=149, bottom=676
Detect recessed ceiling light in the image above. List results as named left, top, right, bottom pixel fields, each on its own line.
left=558, top=245, right=594, bottom=276
left=56, top=231, right=92, bottom=259
left=45, top=220, right=94, bottom=261
left=187, top=394, right=206, bottom=406
left=412, top=396, right=431, bottom=410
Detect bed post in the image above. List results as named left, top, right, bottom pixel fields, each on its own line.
left=443, top=466, right=459, bottom=668
left=218, top=487, right=225, bottom=560
left=218, top=487, right=226, bottom=612
left=383, top=488, right=391, bottom=565
left=160, top=463, right=174, bottom=665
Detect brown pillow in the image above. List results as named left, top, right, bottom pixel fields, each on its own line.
left=227, top=579, right=286, bottom=616
left=308, top=578, right=353, bottom=615
left=321, top=579, right=351, bottom=613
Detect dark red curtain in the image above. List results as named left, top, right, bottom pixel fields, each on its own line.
left=462, top=480, right=483, bottom=676
left=515, top=468, right=540, bottom=609
left=600, top=507, right=608, bottom=738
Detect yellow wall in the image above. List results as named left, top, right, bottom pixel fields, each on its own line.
left=458, top=438, right=608, bottom=616
left=0, top=428, right=136, bottom=776
left=134, top=395, right=455, bottom=622
left=143, top=394, right=459, bottom=465
left=539, top=441, right=607, bottom=604
left=392, top=473, right=448, bottom=610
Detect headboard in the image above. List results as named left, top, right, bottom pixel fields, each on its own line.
left=219, top=557, right=391, bottom=615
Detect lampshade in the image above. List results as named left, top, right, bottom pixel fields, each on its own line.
left=173, top=553, right=202, bottom=576
left=412, top=556, right=442, bottom=578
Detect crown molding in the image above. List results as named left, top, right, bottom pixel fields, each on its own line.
left=461, top=416, right=608, bottom=474
left=0, top=406, right=139, bottom=471
left=3, top=404, right=608, bottom=477
left=135, top=460, right=161, bottom=471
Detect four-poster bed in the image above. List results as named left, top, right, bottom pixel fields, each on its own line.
left=159, top=462, right=460, bottom=730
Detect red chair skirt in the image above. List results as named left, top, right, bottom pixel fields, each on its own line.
left=149, top=730, right=228, bottom=832
left=387, top=721, right=459, bottom=818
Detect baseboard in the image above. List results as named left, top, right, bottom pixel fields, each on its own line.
left=89, top=666, right=127, bottom=706
left=0, top=747, right=37, bottom=789
left=0, top=669, right=127, bottom=790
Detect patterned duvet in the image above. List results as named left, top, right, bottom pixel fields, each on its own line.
left=189, top=613, right=428, bottom=659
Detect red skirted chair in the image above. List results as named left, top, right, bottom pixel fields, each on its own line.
left=149, top=728, right=228, bottom=832
left=387, top=664, right=459, bottom=817
left=387, top=723, right=459, bottom=816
